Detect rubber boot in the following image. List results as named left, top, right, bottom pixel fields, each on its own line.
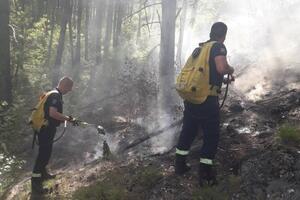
left=31, top=177, right=46, bottom=194
left=41, top=169, right=56, bottom=180
left=175, top=154, right=191, bottom=175
left=198, top=163, right=217, bottom=186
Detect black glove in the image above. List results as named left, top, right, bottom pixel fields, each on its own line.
left=97, top=125, right=106, bottom=135
left=68, top=116, right=80, bottom=126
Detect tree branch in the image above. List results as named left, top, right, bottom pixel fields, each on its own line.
left=8, top=24, right=18, bottom=44
left=122, top=2, right=161, bottom=21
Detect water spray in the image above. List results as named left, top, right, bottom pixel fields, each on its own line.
left=53, top=120, right=112, bottom=159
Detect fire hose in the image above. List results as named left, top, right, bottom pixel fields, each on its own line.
left=33, top=120, right=111, bottom=159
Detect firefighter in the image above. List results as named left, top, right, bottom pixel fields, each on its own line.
left=175, top=22, right=234, bottom=186
left=31, top=76, right=78, bottom=193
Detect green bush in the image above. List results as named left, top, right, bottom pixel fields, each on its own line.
left=277, top=124, right=300, bottom=145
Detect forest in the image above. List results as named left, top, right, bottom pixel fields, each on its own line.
left=1, top=0, right=300, bottom=199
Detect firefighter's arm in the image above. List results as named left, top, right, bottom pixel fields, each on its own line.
left=215, top=55, right=234, bottom=75
left=49, top=107, right=71, bottom=122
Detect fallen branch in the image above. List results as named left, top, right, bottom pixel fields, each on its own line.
left=123, top=119, right=183, bottom=150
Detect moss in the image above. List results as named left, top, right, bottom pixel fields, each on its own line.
left=277, top=124, right=300, bottom=145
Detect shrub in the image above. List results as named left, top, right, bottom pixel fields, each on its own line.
left=277, top=124, right=300, bottom=145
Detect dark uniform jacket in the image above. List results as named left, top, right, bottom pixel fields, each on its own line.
left=44, top=88, right=63, bottom=127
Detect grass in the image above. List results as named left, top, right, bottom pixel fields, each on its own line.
left=277, top=124, right=300, bottom=145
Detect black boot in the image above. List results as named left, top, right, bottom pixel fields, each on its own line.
left=175, top=154, right=191, bottom=175
left=198, top=163, right=217, bottom=186
left=41, top=169, right=56, bottom=180
left=31, top=177, right=46, bottom=194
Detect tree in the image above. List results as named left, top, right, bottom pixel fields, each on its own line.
left=103, top=0, right=114, bottom=60
left=53, top=0, right=71, bottom=86
left=84, top=0, right=90, bottom=60
left=159, top=0, right=177, bottom=113
left=176, top=0, right=187, bottom=68
left=0, top=0, right=12, bottom=104
left=113, top=0, right=124, bottom=48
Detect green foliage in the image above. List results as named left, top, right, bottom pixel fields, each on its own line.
left=0, top=97, right=27, bottom=195
left=277, top=124, right=300, bottom=145
left=72, top=165, right=163, bottom=200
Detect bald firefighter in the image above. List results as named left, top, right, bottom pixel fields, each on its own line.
left=31, top=76, right=78, bottom=193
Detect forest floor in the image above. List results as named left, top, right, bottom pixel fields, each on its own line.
left=2, top=86, right=300, bottom=200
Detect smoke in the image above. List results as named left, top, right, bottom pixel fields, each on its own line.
left=58, top=0, right=300, bottom=160
left=182, top=0, right=300, bottom=100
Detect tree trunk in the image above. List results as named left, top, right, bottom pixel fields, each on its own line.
left=84, top=0, right=89, bottom=60
left=74, top=0, right=82, bottom=65
left=52, top=0, right=70, bottom=86
left=0, top=0, right=12, bottom=104
left=113, top=0, right=123, bottom=48
left=86, top=0, right=106, bottom=94
left=45, top=2, right=56, bottom=69
left=68, top=0, right=74, bottom=65
left=14, top=0, right=25, bottom=87
left=95, top=0, right=106, bottom=65
left=136, top=0, right=142, bottom=42
left=159, top=0, right=176, bottom=113
left=103, top=0, right=114, bottom=59
left=176, top=0, right=187, bottom=69
left=190, top=0, right=199, bottom=28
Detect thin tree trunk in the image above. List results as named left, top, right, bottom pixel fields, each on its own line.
left=176, top=0, right=187, bottom=68
left=45, top=2, right=56, bottom=68
left=53, top=0, right=70, bottom=86
left=159, top=0, right=176, bottom=112
left=87, top=0, right=106, bottom=93
left=14, top=0, right=25, bottom=87
left=84, top=0, right=89, bottom=60
left=136, top=0, right=142, bottom=42
left=0, top=0, right=12, bottom=104
left=95, top=0, right=105, bottom=65
left=103, top=0, right=114, bottom=59
left=74, top=0, right=82, bottom=65
left=68, top=0, right=74, bottom=65
left=113, top=0, right=124, bottom=48
left=190, top=0, right=199, bottom=28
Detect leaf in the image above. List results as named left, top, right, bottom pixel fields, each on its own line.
left=1, top=101, right=8, bottom=107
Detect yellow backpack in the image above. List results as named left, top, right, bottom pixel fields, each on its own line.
left=29, top=90, right=59, bottom=132
left=175, top=41, right=220, bottom=104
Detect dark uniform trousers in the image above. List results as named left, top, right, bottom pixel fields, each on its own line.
left=177, top=96, right=220, bottom=160
left=33, top=125, right=56, bottom=175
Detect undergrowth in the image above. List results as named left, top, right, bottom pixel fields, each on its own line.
left=277, top=124, right=300, bottom=146
left=72, top=164, right=163, bottom=200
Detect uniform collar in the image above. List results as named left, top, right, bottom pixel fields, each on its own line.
left=55, top=88, right=63, bottom=96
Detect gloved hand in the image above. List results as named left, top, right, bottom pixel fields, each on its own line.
left=97, top=125, right=106, bottom=135
left=223, top=75, right=235, bottom=84
left=67, top=116, right=80, bottom=126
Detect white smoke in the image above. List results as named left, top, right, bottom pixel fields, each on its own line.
left=181, top=0, right=300, bottom=100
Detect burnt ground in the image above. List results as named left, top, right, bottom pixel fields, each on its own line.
left=2, top=88, right=300, bottom=200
